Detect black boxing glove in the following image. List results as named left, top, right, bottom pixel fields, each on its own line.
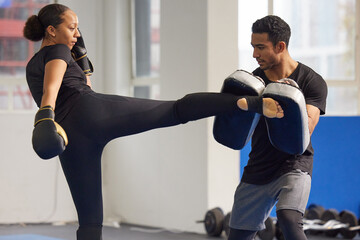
left=32, top=106, right=68, bottom=159
left=71, top=29, right=93, bottom=76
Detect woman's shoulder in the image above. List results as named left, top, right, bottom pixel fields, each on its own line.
left=41, top=44, right=71, bottom=55
left=41, top=44, right=73, bottom=64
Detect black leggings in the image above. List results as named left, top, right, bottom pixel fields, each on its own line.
left=228, top=228, right=257, bottom=240
left=227, top=210, right=306, bottom=240
left=277, top=209, right=307, bottom=240
left=58, top=92, right=241, bottom=239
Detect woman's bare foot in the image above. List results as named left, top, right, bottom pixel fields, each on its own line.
left=263, top=98, right=284, bottom=118
left=237, top=97, right=284, bottom=118
left=237, top=98, right=248, bottom=110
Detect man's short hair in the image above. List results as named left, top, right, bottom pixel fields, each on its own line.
left=252, top=15, right=291, bottom=48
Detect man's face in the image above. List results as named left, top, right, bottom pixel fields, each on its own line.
left=251, top=33, right=279, bottom=70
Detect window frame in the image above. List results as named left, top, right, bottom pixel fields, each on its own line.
left=130, top=0, right=160, bottom=98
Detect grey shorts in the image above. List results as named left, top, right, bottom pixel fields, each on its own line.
left=229, top=169, right=311, bottom=231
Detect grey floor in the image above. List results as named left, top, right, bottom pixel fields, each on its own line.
left=0, top=223, right=359, bottom=240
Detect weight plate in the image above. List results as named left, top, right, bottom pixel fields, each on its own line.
left=258, top=217, right=276, bottom=240
left=339, top=210, right=357, bottom=239
left=305, top=205, right=325, bottom=220
left=305, top=205, right=325, bottom=235
left=320, top=208, right=340, bottom=237
left=204, top=207, right=224, bottom=237
left=223, top=212, right=231, bottom=237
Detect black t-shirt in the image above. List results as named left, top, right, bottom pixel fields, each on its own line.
left=26, top=44, right=92, bottom=122
left=241, top=62, right=328, bottom=185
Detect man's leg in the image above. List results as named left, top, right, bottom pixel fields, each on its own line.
left=275, top=169, right=311, bottom=240
left=277, top=209, right=307, bottom=240
left=229, top=182, right=277, bottom=239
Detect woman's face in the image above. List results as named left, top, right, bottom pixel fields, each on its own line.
left=51, top=10, right=80, bottom=49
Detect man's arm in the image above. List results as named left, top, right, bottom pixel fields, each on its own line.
left=307, top=104, right=320, bottom=136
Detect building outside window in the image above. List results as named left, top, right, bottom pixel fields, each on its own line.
left=0, top=0, right=51, bottom=111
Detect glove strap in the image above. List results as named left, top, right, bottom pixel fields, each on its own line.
left=83, top=58, right=93, bottom=76
left=71, top=48, right=94, bottom=76
left=244, top=96, right=263, bottom=115
left=34, top=105, right=55, bottom=126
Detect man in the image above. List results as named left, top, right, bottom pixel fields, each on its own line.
left=228, top=15, right=327, bottom=240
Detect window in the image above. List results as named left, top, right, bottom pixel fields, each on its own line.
left=131, top=0, right=160, bottom=99
left=238, top=0, right=359, bottom=115
left=274, top=0, right=357, bottom=116
left=238, top=0, right=268, bottom=71
left=0, top=0, right=51, bottom=112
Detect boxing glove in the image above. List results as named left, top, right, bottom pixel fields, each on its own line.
left=71, top=29, right=93, bottom=76
left=32, top=106, right=68, bottom=159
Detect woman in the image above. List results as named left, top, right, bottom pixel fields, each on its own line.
left=23, top=3, right=282, bottom=239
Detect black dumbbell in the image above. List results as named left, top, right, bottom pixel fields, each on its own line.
left=223, top=212, right=231, bottom=237
left=258, top=217, right=276, bottom=240
left=305, top=204, right=325, bottom=235
left=320, top=208, right=340, bottom=237
left=197, top=207, right=224, bottom=237
left=339, top=210, right=358, bottom=239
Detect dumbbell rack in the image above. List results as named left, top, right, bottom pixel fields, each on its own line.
left=302, top=205, right=360, bottom=239
left=198, top=206, right=360, bottom=240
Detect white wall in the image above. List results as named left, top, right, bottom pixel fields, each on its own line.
left=207, top=0, right=240, bottom=212
left=0, top=114, right=76, bottom=223
left=0, top=0, right=240, bottom=234
left=102, top=0, right=240, bottom=233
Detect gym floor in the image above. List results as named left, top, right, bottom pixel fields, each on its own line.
left=0, top=223, right=359, bottom=240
